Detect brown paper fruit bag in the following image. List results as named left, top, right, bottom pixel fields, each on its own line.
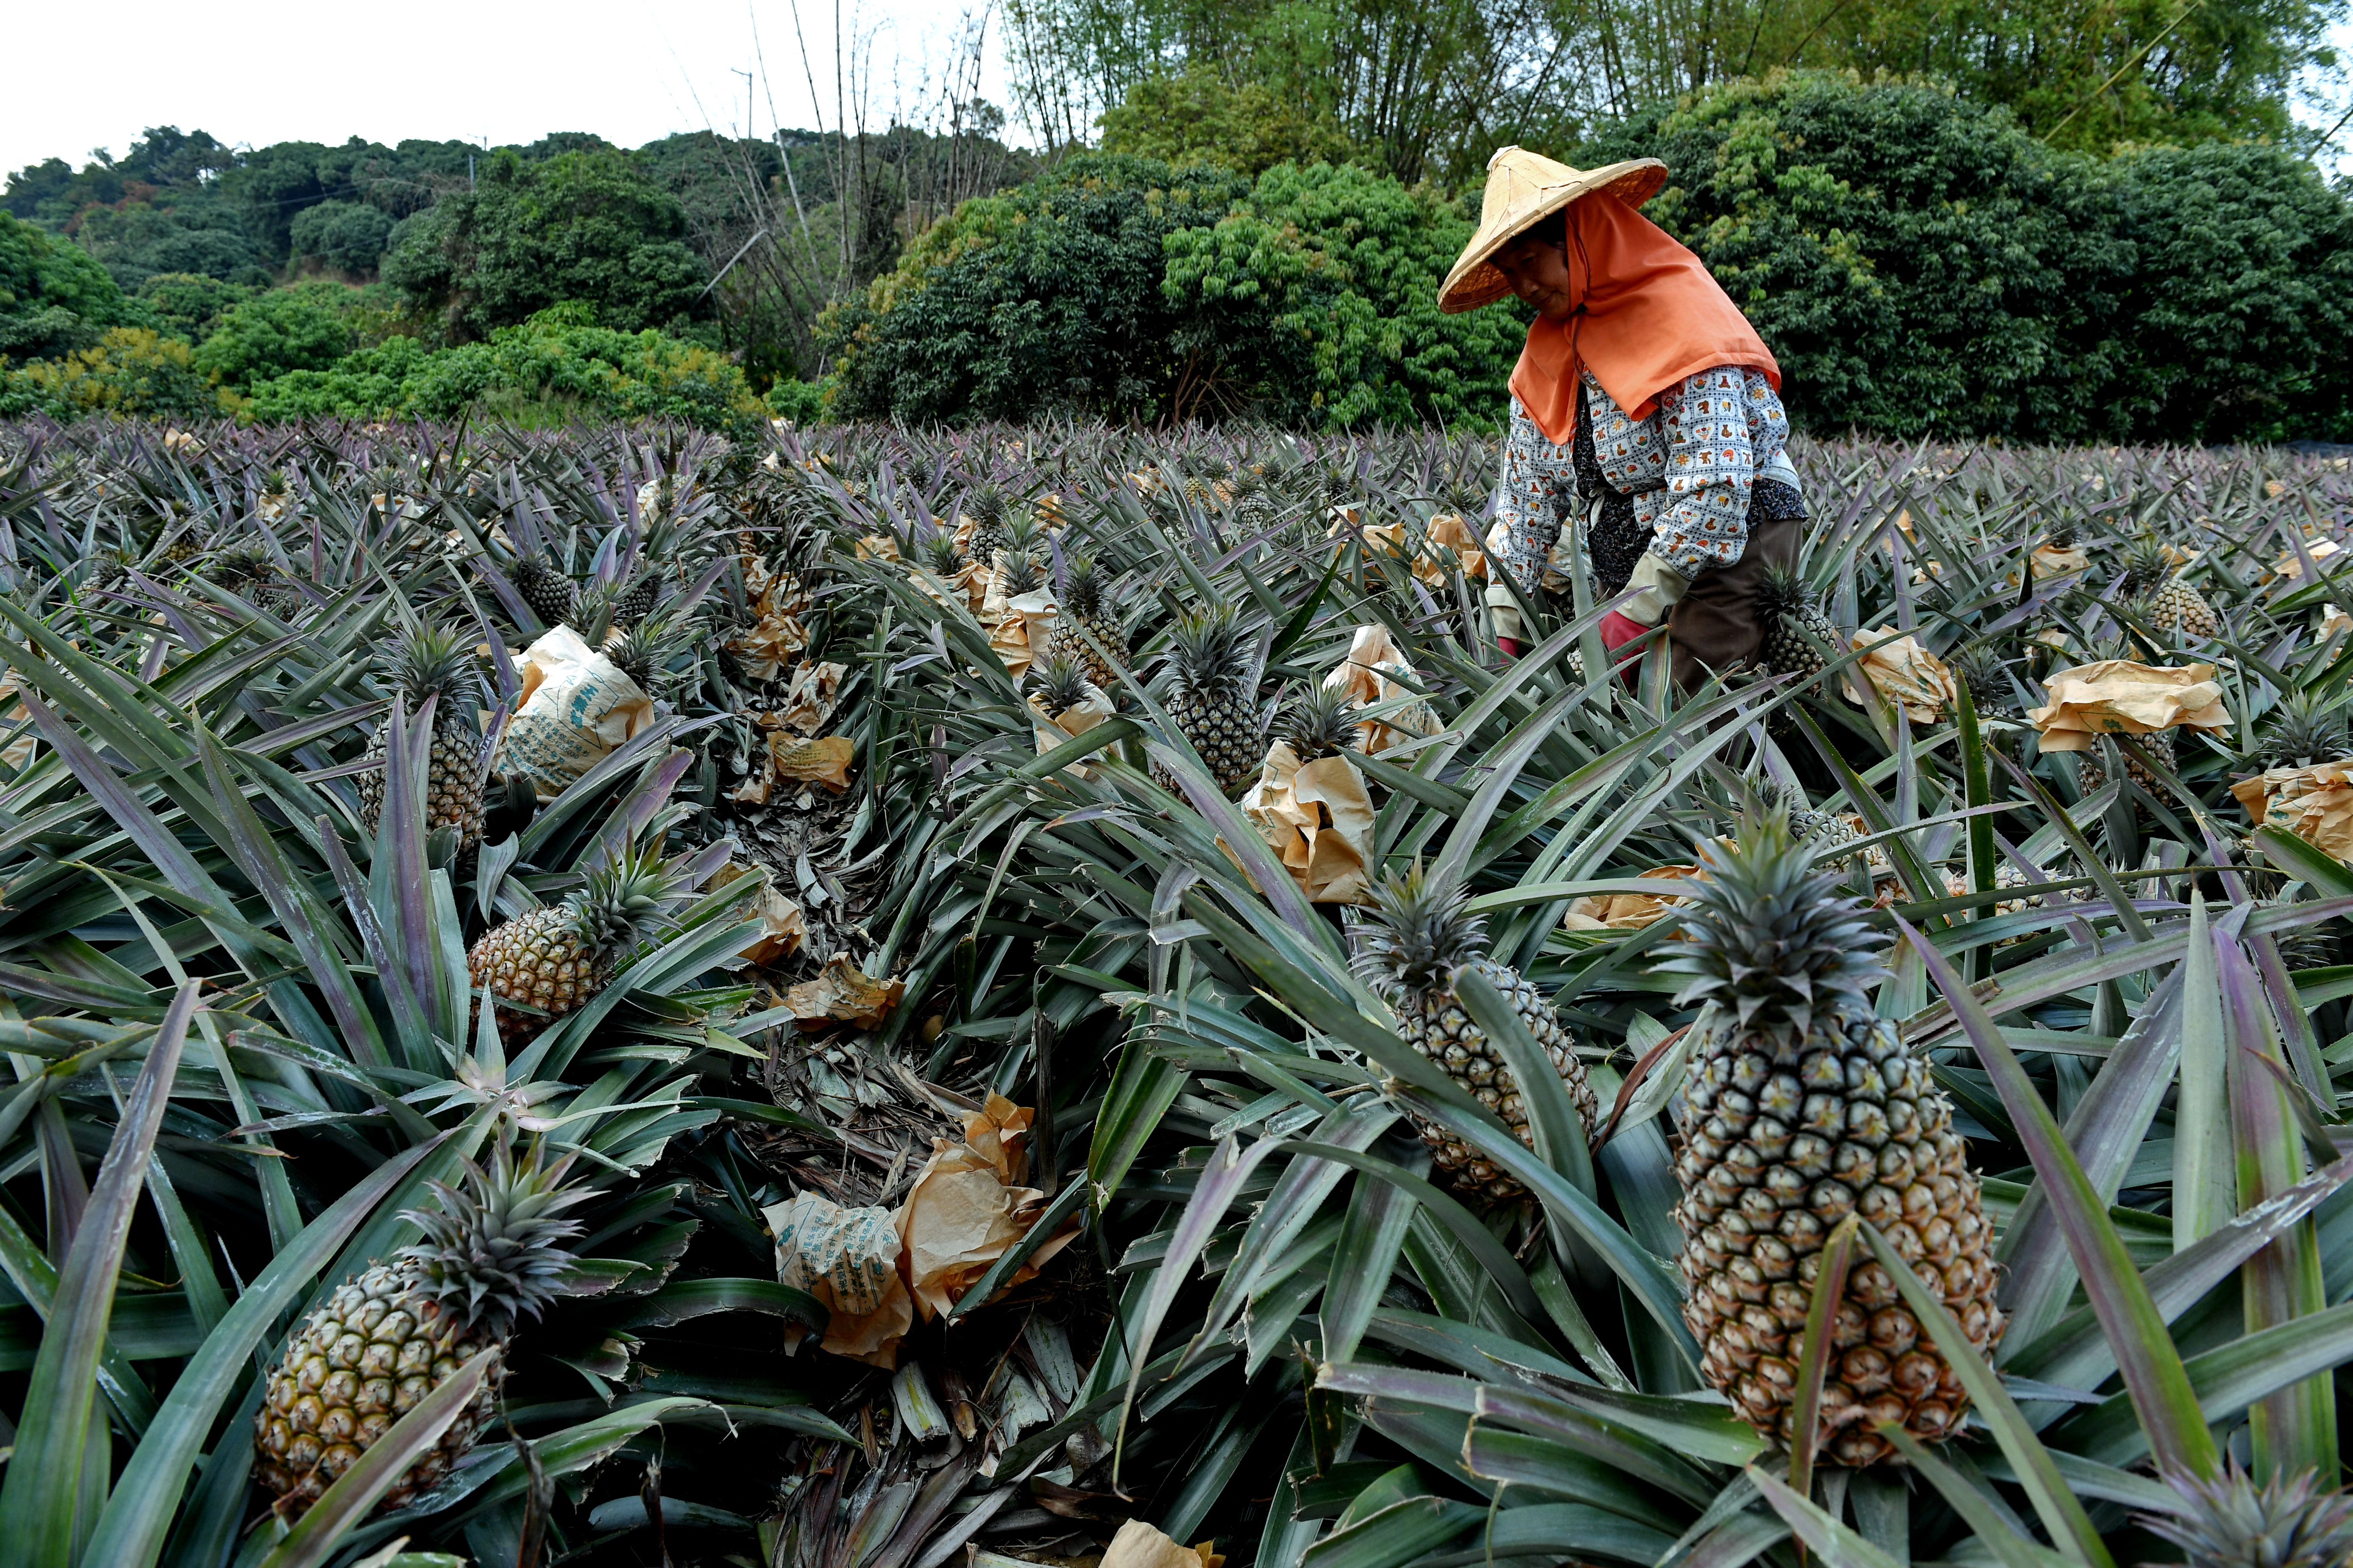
left=1564, top=866, right=1706, bottom=930
left=1241, top=740, right=1377, bottom=904
left=1029, top=682, right=1116, bottom=778
left=1324, top=625, right=1438, bottom=754
left=765, top=1192, right=913, bottom=1368
left=2028, top=660, right=2228, bottom=751
left=1102, top=1519, right=1225, bottom=1568
left=898, top=1136, right=1076, bottom=1321
left=1843, top=628, right=1959, bottom=725
left=497, top=626, right=657, bottom=800
left=988, top=588, right=1059, bottom=682
left=2234, top=763, right=2353, bottom=863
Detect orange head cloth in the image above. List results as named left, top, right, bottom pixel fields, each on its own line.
left=1509, top=195, right=1779, bottom=447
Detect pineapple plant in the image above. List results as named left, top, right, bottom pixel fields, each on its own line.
left=356, top=624, right=487, bottom=853
left=2251, top=692, right=2351, bottom=770
left=1351, top=868, right=1600, bottom=1204
left=1279, top=681, right=1362, bottom=762
left=468, top=848, right=677, bottom=1047
left=2139, top=1464, right=2353, bottom=1568
left=606, top=614, right=689, bottom=698
left=1948, top=641, right=2019, bottom=721
left=612, top=566, right=665, bottom=625
left=2121, top=536, right=2220, bottom=638
left=565, top=578, right=622, bottom=645
left=1162, top=605, right=1264, bottom=794
left=255, top=1135, right=590, bottom=1518
left=1657, top=806, right=2003, bottom=1465
left=1183, top=455, right=1234, bottom=508
left=1061, top=557, right=1127, bottom=688
left=510, top=558, right=577, bottom=628
left=1757, top=565, right=1841, bottom=681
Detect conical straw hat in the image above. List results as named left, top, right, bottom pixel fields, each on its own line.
left=1438, top=145, right=1669, bottom=314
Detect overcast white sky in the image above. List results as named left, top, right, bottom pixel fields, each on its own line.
left=0, top=0, right=1018, bottom=179
left=4, top=0, right=2347, bottom=183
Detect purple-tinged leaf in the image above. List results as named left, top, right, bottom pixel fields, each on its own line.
left=1901, top=916, right=2217, bottom=1485
left=2217, top=932, right=2338, bottom=1480
left=1789, top=1213, right=1861, bottom=1503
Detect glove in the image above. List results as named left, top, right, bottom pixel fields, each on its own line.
left=1599, top=611, right=1650, bottom=654
left=1497, top=637, right=1524, bottom=660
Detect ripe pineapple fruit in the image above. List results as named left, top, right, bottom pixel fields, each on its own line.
left=510, top=559, right=577, bottom=628
left=468, top=849, right=676, bottom=1047
left=962, top=487, right=1012, bottom=567
left=612, top=566, right=665, bottom=626
left=2121, top=536, right=2219, bottom=639
left=1280, top=681, right=1362, bottom=762
left=2077, top=728, right=2177, bottom=797
left=1351, top=869, right=1599, bottom=1204
left=357, top=625, right=487, bottom=853
left=1183, top=456, right=1234, bottom=508
left=1231, top=470, right=1279, bottom=534
left=206, top=546, right=303, bottom=620
left=1657, top=807, right=2003, bottom=1465
left=1061, top=556, right=1128, bottom=689
left=256, top=1136, right=589, bottom=1518
left=1774, top=780, right=1860, bottom=859
left=1162, top=606, right=1264, bottom=794
left=1757, top=565, right=1841, bottom=680
left=2140, top=1464, right=2353, bottom=1568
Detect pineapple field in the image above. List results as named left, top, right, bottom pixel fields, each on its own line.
left=5, top=413, right=2353, bottom=1568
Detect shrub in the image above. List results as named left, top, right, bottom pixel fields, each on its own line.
left=0, top=326, right=215, bottom=419
left=137, top=273, right=255, bottom=340
left=192, top=284, right=359, bottom=392
left=242, top=317, right=765, bottom=438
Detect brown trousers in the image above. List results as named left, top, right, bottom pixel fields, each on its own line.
left=1665, top=517, right=1803, bottom=691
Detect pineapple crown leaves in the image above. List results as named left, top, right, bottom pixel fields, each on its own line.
left=397, top=1133, right=592, bottom=1336
left=1754, top=562, right=1818, bottom=621
left=1028, top=655, right=1096, bottom=717
left=1279, top=680, right=1362, bottom=761
left=1350, top=866, right=1488, bottom=1002
left=606, top=614, right=692, bottom=694
left=562, top=846, right=680, bottom=965
left=1167, top=605, right=1259, bottom=705
left=2120, top=534, right=2176, bottom=593
left=2138, top=1462, right=2353, bottom=1568
left=1062, top=554, right=1112, bottom=613
left=998, top=552, right=1047, bottom=599
left=565, top=578, right=622, bottom=642
left=378, top=623, right=483, bottom=721
left=923, top=533, right=964, bottom=573
left=1651, top=804, right=1889, bottom=1038
left=964, top=484, right=1008, bottom=526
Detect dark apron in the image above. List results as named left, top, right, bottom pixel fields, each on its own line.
left=1573, top=382, right=1806, bottom=687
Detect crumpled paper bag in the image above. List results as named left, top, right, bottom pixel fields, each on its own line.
left=747, top=882, right=807, bottom=965
left=1101, top=1519, right=1225, bottom=1568
left=2031, top=541, right=2089, bottom=579
left=1346, top=517, right=1487, bottom=586
left=1324, top=625, right=1437, bottom=754
left=2320, top=604, right=2353, bottom=641
left=2028, top=660, right=2229, bottom=751
left=853, top=534, right=900, bottom=562
left=1563, top=866, right=1706, bottom=931
left=1030, top=682, right=1116, bottom=778
left=959, top=1093, right=1034, bottom=1183
left=1240, top=741, right=1376, bottom=904
left=910, top=561, right=987, bottom=616
left=785, top=956, right=905, bottom=1031
left=725, top=561, right=812, bottom=683
left=2234, top=763, right=2353, bottom=862
left=1844, top=628, right=1959, bottom=725
left=498, top=626, right=656, bottom=800
left=0, top=670, right=35, bottom=771
left=899, top=1116, right=1077, bottom=1322
left=2274, top=538, right=2344, bottom=580
left=989, top=589, right=1058, bottom=682
left=771, top=661, right=847, bottom=737
left=765, top=1192, right=912, bottom=1369
left=731, top=732, right=854, bottom=802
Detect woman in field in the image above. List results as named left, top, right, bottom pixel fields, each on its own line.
left=1444, top=146, right=1806, bottom=690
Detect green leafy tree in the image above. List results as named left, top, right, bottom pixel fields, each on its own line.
left=1099, top=65, right=1357, bottom=174
left=1578, top=71, right=2353, bottom=441
left=823, top=153, right=1254, bottom=423
left=382, top=147, right=714, bottom=342
left=287, top=199, right=394, bottom=276
left=0, top=212, right=144, bottom=361
left=192, top=283, right=359, bottom=392
left=135, top=272, right=255, bottom=340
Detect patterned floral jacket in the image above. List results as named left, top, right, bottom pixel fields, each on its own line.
left=1492, top=366, right=1793, bottom=589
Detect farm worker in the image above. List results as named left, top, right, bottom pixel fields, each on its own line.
left=1441, top=146, right=1806, bottom=691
